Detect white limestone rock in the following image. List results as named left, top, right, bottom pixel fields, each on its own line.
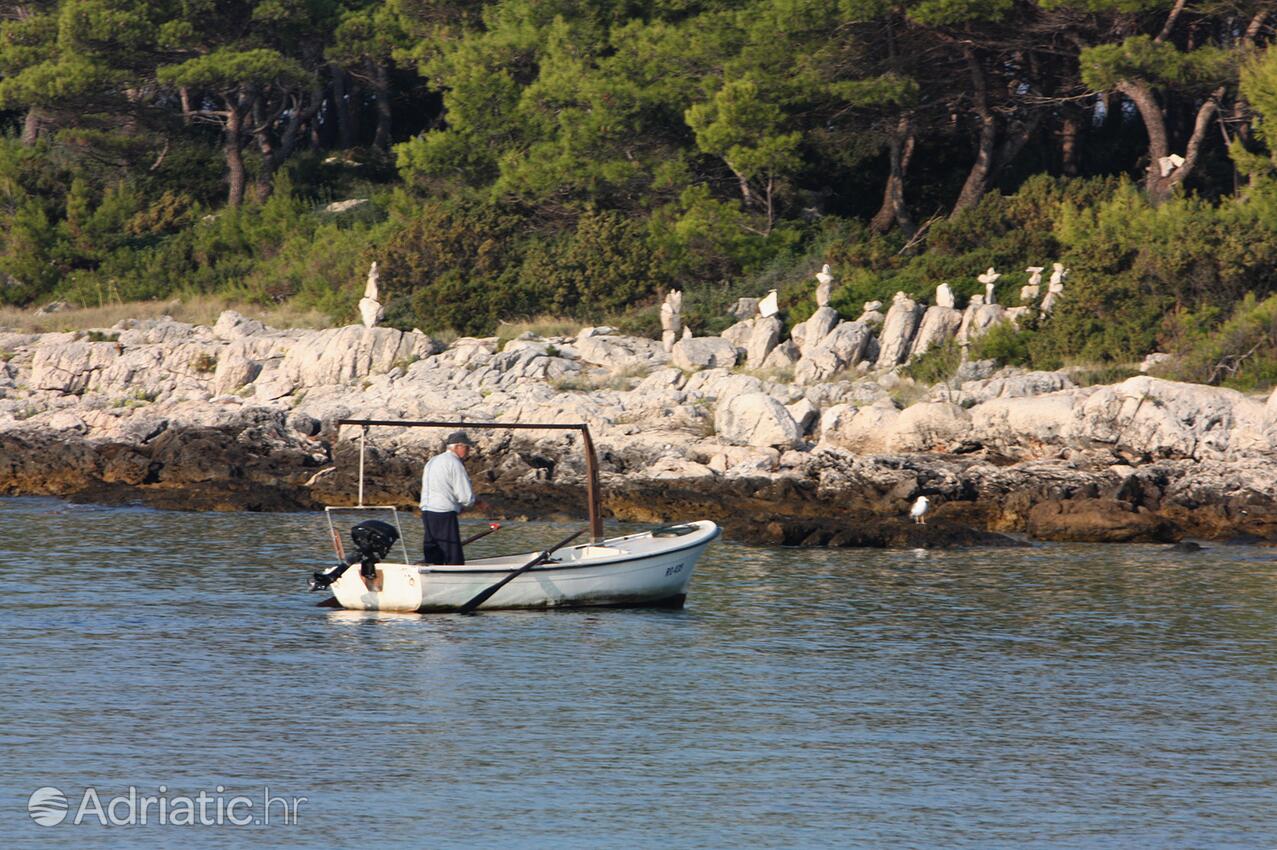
left=794, top=321, right=873, bottom=385
left=908, top=306, right=963, bottom=359
left=935, top=284, right=955, bottom=309
left=786, top=397, right=820, bottom=435
left=671, top=337, right=739, bottom=371
left=875, top=292, right=924, bottom=367
left=283, top=326, right=435, bottom=387
left=791, top=305, right=839, bottom=355
left=728, top=298, right=759, bottom=321
left=815, top=264, right=834, bottom=307
left=1074, top=376, right=1265, bottom=461
left=644, top=456, right=717, bottom=480
left=957, top=301, right=1007, bottom=345
left=213, top=310, right=266, bottom=341
left=714, top=392, right=802, bottom=448
left=31, top=341, right=121, bottom=394
left=818, top=398, right=900, bottom=453
left=761, top=339, right=799, bottom=371
left=576, top=334, right=669, bottom=370
left=887, top=401, right=972, bottom=452
left=212, top=340, right=263, bottom=395
left=721, top=319, right=755, bottom=350
left=745, top=316, right=783, bottom=368
left=968, top=390, right=1083, bottom=455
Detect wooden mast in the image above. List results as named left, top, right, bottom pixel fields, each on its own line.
left=336, top=418, right=605, bottom=543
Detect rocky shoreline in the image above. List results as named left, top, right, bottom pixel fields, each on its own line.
left=1, top=310, right=1276, bottom=547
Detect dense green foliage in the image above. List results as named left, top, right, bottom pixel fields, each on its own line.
left=1, top=1, right=1276, bottom=384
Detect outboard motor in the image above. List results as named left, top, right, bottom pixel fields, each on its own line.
left=309, top=519, right=401, bottom=591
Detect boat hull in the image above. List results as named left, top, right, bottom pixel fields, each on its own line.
left=327, top=521, right=719, bottom=613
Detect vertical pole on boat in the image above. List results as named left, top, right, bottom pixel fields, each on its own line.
left=357, top=425, right=367, bottom=507
left=579, top=425, right=604, bottom=543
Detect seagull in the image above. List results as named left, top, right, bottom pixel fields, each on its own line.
left=910, top=495, right=930, bottom=525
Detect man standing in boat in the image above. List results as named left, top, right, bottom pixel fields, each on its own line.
left=420, top=431, right=481, bottom=565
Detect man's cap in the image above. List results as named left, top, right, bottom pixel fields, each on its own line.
left=446, top=431, right=475, bottom=447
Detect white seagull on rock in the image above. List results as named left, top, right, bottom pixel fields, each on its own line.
left=910, top=496, right=930, bottom=525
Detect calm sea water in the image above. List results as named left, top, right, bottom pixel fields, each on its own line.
left=2, top=496, right=1276, bottom=849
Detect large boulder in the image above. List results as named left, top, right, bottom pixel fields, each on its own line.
left=969, top=391, right=1083, bottom=456
left=794, top=321, right=872, bottom=385
left=818, top=398, right=901, bottom=453
left=955, top=370, right=1076, bottom=405
left=1026, top=499, right=1180, bottom=543
left=283, top=326, right=437, bottom=387
left=212, top=340, right=263, bottom=395
left=761, top=340, right=799, bottom=371
left=1074, top=376, right=1267, bottom=460
left=31, top=340, right=121, bottom=394
left=672, top=337, right=739, bottom=371
left=888, top=401, right=972, bottom=452
left=745, top=316, right=783, bottom=368
left=721, top=319, right=755, bottom=350
left=908, top=306, right=963, bottom=359
left=575, top=333, right=669, bottom=370
left=875, top=292, right=924, bottom=367
left=791, top=306, right=839, bottom=354
left=213, top=310, right=266, bottom=340
left=957, top=302, right=1007, bottom=344
left=714, top=392, right=802, bottom=447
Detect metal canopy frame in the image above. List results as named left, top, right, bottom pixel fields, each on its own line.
left=337, top=418, right=605, bottom=543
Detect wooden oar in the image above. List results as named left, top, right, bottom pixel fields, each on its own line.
left=458, top=528, right=587, bottom=615
left=460, top=522, right=502, bottom=547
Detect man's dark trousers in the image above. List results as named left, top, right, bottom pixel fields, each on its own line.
left=422, top=510, right=464, bottom=564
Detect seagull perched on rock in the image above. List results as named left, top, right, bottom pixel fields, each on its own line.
left=910, top=496, right=930, bottom=525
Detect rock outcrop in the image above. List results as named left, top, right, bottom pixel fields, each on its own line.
left=3, top=311, right=1277, bottom=546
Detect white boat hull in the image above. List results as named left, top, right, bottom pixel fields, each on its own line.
left=327, top=521, right=720, bottom=613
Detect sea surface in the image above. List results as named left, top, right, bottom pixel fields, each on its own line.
left=2, top=496, right=1275, bottom=849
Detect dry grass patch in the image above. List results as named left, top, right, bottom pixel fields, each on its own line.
left=0, top=295, right=332, bottom=333
left=495, top=316, right=582, bottom=349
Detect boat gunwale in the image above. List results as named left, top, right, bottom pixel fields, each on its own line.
left=406, top=524, right=721, bottom=575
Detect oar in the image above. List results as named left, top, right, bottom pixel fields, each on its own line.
left=458, top=528, right=587, bottom=615
left=460, top=522, right=502, bottom=547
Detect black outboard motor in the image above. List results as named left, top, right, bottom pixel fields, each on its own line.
left=309, top=519, right=401, bottom=591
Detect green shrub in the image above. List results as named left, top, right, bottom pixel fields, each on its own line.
left=970, top=322, right=1033, bottom=367
left=902, top=339, right=962, bottom=386
left=1161, top=292, right=1277, bottom=389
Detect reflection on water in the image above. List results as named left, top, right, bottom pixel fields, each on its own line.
left=1, top=497, right=1275, bottom=849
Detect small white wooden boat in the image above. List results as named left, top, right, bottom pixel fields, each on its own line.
left=311, top=417, right=721, bottom=613
left=327, top=521, right=720, bottom=612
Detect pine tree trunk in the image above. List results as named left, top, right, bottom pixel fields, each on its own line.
left=226, top=108, right=247, bottom=208
left=20, top=108, right=42, bottom=146
left=871, top=115, right=916, bottom=235
left=333, top=67, right=356, bottom=149
left=372, top=61, right=392, bottom=151
left=953, top=51, right=997, bottom=214
left=953, top=113, right=997, bottom=213
left=1060, top=114, right=1080, bottom=177
left=1117, top=81, right=1173, bottom=202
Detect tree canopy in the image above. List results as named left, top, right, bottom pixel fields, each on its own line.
left=0, top=0, right=1275, bottom=369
